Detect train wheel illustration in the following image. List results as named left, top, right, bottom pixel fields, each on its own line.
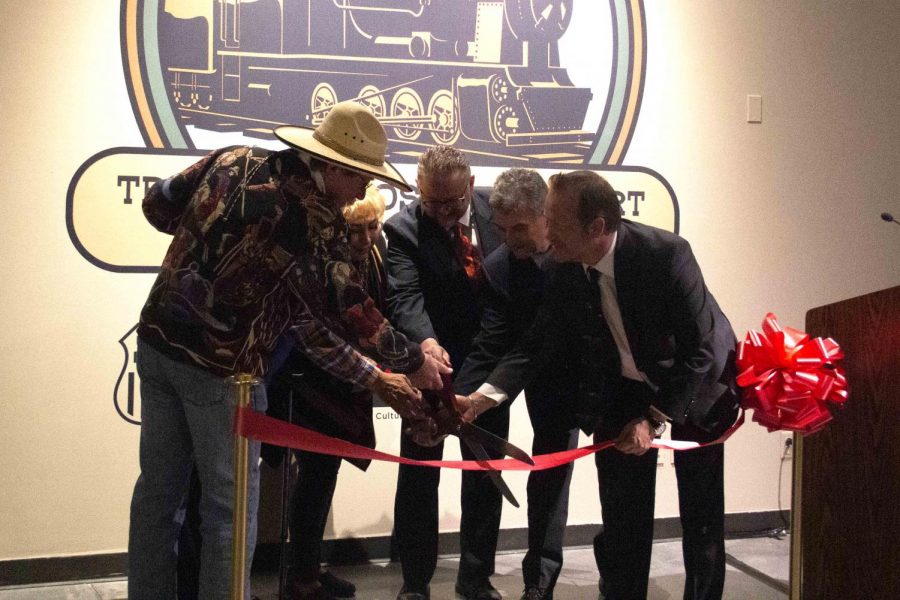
left=310, top=83, right=337, bottom=124
left=197, top=91, right=211, bottom=111
left=357, top=85, right=386, bottom=118
left=489, top=74, right=511, bottom=103
left=390, top=87, right=424, bottom=141
left=491, top=104, right=520, bottom=143
left=428, top=89, right=459, bottom=145
left=172, top=73, right=190, bottom=108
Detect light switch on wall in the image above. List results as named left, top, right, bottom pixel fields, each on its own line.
left=747, top=94, right=763, bottom=123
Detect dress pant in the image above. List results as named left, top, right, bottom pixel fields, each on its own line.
left=393, top=402, right=510, bottom=592
left=593, top=443, right=658, bottom=600
left=591, top=378, right=726, bottom=600
left=672, top=423, right=726, bottom=600
left=521, top=425, right=579, bottom=594
left=289, top=450, right=343, bottom=581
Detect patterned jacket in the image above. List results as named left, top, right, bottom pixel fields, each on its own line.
left=138, top=145, right=422, bottom=384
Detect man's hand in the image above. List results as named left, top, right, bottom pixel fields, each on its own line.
left=455, top=392, right=498, bottom=423
left=408, top=354, right=452, bottom=390
left=420, top=338, right=451, bottom=367
left=369, top=370, right=423, bottom=420
left=613, top=418, right=655, bottom=455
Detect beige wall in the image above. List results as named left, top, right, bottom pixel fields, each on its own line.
left=1, top=1, right=898, bottom=561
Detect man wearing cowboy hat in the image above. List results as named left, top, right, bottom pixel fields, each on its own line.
left=128, top=101, right=448, bottom=600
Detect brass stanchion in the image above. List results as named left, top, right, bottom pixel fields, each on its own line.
left=228, top=374, right=258, bottom=600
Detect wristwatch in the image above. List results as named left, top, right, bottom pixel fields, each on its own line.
left=646, top=415, right=667, bottom=437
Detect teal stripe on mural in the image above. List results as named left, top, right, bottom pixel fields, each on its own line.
left=589, top=0, right=631, bottom=164
left=143, top=0, right=187, bottom=148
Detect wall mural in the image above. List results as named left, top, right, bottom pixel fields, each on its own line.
left=64, top=0, right=678, bottom=424
left=128, top=0, right=645, bottom=165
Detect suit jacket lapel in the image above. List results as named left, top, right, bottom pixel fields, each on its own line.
left=415, top=202, right=461, bottom=276
left=470, top=191, right=495, bottom=253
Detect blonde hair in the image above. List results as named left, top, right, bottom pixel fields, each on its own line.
left=343, top=185, right=386, bottom=224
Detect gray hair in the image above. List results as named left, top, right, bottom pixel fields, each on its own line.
left=489, top=168, right=547, bottom=216
left=417, top=145, right=471, bottom=178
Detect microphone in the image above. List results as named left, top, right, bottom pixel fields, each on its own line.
left=881, top=212, right=900, bottom=227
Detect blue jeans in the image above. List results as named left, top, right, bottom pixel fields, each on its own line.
left=128, top=338, right=265, bottom=599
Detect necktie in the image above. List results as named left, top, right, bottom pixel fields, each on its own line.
left=453, top=222, right=484, bottom=287
left=587, top=267, right=621, bottom=376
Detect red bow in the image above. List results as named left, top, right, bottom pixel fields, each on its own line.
left=736, top=313, right=848, bottom=435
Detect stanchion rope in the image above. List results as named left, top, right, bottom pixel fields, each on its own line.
left=234, top=406, right=744, bottom=471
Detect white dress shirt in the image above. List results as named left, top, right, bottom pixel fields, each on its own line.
left=455, top=204, right=476, bottom=246
left=587, top=233, right=668, bottom=421
left=585, top=231, right=644, bottom=383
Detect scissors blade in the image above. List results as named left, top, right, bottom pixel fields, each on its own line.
left=462, top=437, right=520, bottom=508
left=430, top=372, right=533, bottom=466
left=457, top=421, right=535, bottom=466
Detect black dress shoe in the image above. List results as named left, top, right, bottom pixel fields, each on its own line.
left=396, top=584, right=430, bottom=600
left=455, top=580, right=502, bottom=600
left=519, top=586, right=546, bottom=600
left=318, top=569, right=356, bottom=598
left=286, top=581, right=337, bottom=600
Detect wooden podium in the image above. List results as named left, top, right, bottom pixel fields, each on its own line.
left=790, top=285, right=900, bottom=599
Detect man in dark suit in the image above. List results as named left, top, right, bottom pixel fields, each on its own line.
left=463, top=171, right=739, bottom=600
left=383, top=145, right=502, bottom=600
left=453, top=169, right=580, bottom=600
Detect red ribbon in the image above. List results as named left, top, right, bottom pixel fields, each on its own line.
left=736, top=312, right=848, bottom=435
left=234, top=406, right=744, bottom=471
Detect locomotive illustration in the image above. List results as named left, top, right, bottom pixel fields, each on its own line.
left=159, top=0, right=595, bottom=164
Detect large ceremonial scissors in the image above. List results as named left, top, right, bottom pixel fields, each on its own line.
left=416, top=374, right=534, bottom=507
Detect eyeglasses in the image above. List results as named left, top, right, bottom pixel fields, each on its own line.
left=420, top=183, right=470, bottom=212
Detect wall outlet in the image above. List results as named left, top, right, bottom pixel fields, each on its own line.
left=747, top=94, right=763, bottom=123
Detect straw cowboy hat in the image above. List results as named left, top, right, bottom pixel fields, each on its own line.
left=274, top=101, right=412, bottom=192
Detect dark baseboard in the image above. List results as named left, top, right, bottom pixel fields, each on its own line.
left=0, top=553, right=129, bottom=587
left=0, top=510, right=787, bottom=586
